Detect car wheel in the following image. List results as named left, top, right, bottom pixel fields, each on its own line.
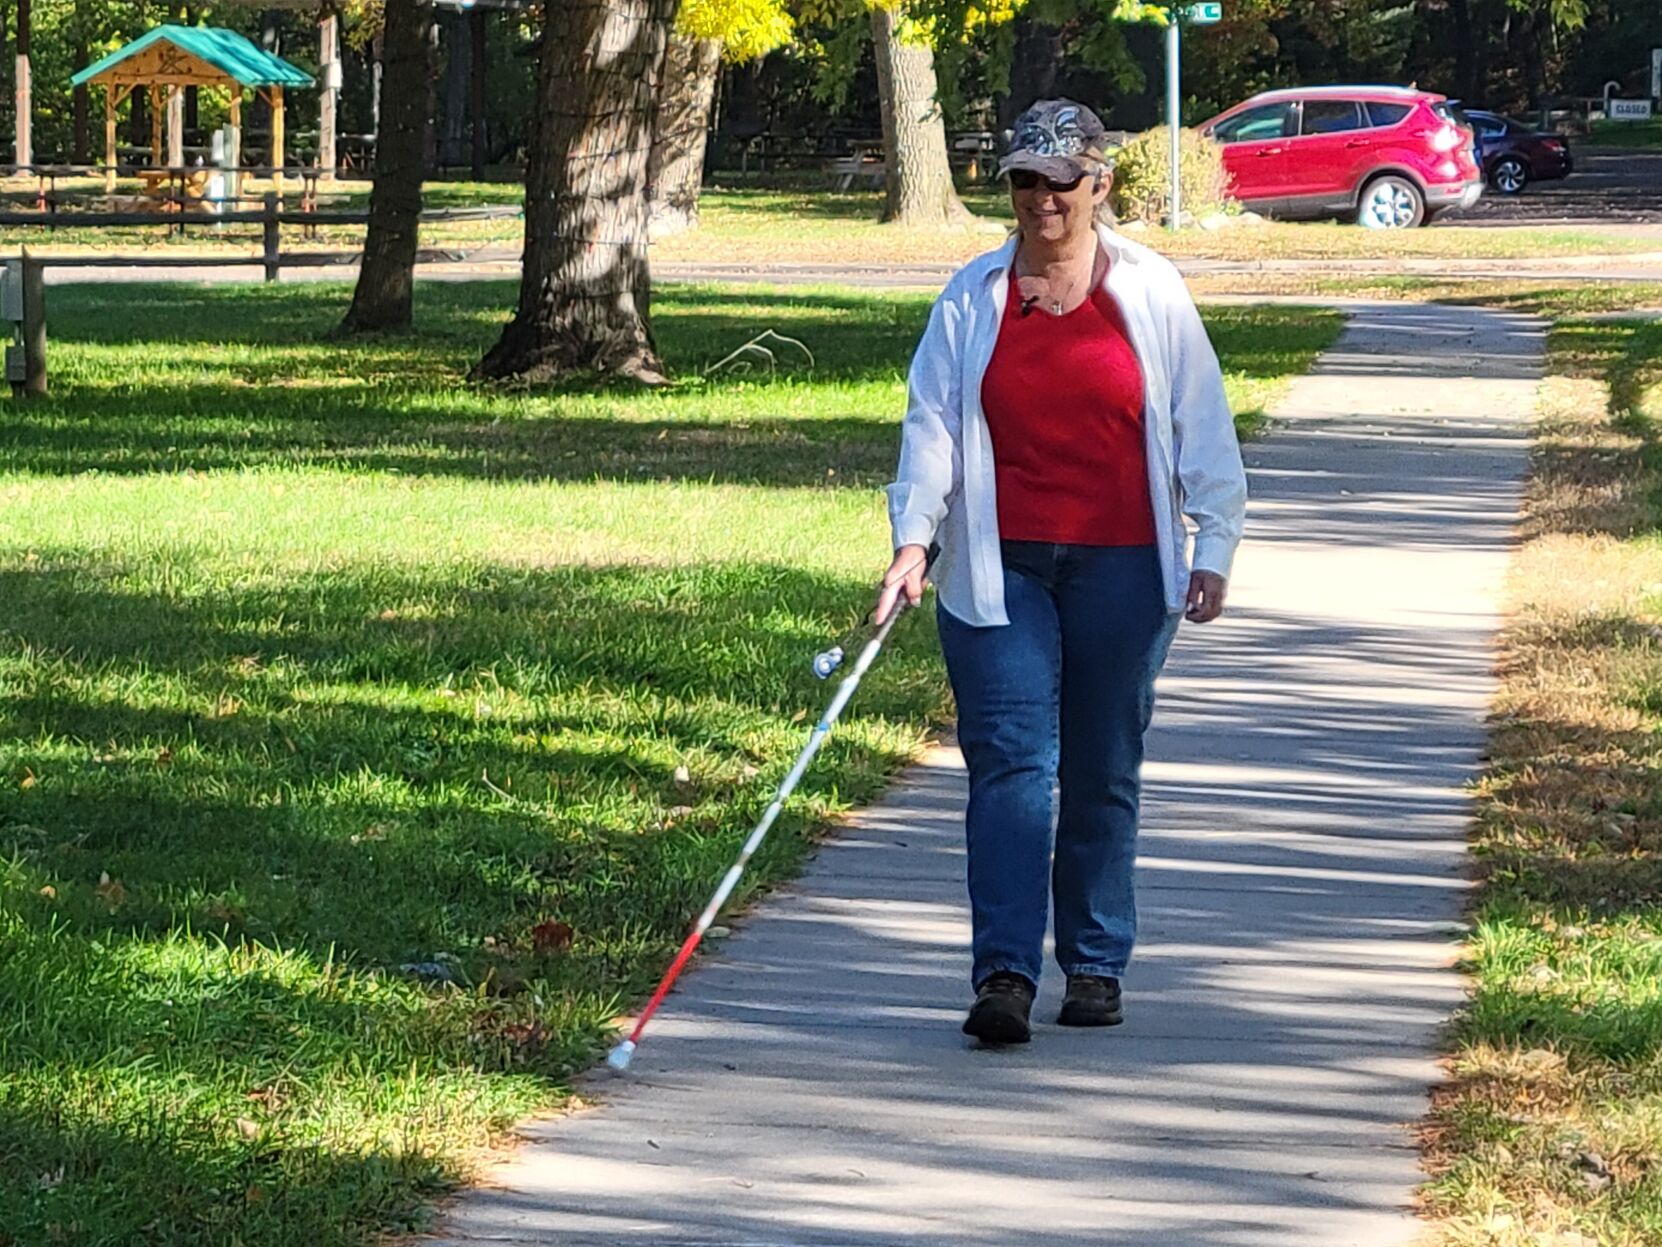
left=1491, top=156, right=1528, bottom=195
left=1356, top=175, right=1425, bottom=229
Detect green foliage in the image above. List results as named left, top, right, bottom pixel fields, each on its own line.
left=1108, top=125, right=1231, bottom=224
left=679, top=0, right=796, bottom=62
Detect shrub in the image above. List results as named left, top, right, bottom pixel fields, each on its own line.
left=1108, top=126, right=1234, bottom=225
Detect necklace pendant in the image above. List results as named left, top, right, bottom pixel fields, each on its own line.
left=1050, top=299, right=1063, bottom=314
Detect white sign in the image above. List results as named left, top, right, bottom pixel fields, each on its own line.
left=1183, top=2, right=1222, bottom=22
left=1611, top=98, right=1655, bottom=121
left=1653, top=47, right=1661, bottom=101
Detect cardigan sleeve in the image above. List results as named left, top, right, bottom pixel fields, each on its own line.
left=886, top=287, right=966, bottom=551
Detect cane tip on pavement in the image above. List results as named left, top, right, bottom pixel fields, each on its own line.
left=606, top=1040, right=636, bottom=1073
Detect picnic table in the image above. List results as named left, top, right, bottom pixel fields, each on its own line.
left=137, top=168, right=212, bottom=210
left=824, top=139, right=887, bottom=190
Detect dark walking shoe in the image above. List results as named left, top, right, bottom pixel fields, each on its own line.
left=1057, top=974, right=1123, bottom=1027
left=962, top=971, right=1035, bottom=1045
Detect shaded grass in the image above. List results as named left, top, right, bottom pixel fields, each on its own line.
left=1424, top=319, right=1662, bottom=1245
left=0, top=280, right=1337, bottom=1245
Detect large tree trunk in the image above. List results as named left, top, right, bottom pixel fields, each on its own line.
left=870, top=4, right=969, bottom=226
left=998, top=14, right=1064, bottom=132
left=648, top=33, right=721, bottom=237
left=472, top=0, right=677, bottom=385
left=340, top=0, right=434, bottom=333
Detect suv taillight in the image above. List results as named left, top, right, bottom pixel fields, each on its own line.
left=1431, top=126, right=1465, bottom=153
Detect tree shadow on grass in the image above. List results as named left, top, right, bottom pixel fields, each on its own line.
left=0, top=552, right=944, bottom=1243
left=0, top=555, right=942, bottom=974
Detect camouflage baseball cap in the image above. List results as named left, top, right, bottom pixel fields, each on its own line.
left=997, top=99, right=1112, bottom=182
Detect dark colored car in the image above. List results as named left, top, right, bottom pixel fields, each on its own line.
left=1199, top=86, right=1483, bottom=228
left=1464, top=109, right=1573, bottom=194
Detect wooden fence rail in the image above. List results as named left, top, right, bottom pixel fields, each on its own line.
left=4, top=196, right=523, bottom=396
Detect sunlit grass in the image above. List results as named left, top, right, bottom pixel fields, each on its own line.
left=1425, top=319, right=1662, bottom=1247
left=0, top=279, right=1338, bottom=1245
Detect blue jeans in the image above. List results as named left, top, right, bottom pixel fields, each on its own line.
left=937, top=541, right=1178, bottom=989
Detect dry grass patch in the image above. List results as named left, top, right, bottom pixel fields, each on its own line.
left=1423, top=320, right=1662, bottom=1245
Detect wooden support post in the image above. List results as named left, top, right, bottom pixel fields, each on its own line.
left=262, top=192, right=280, bottom=282
left=104, top=87, right=117, bottom=192
left=167, top=85, right=184, bottom=167
left=149, top=85, right=164, bottom=168
left=270, top=86, right=285, bottom=199
left=470, top=8, right=487, bottom=178
left=229, top=90, right=243, bottom=202
left=319, top=13, right=339, bottom=179
left=15, top=0, right=32, bottom=169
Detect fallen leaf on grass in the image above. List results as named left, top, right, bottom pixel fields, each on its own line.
left=94, top=873, right=126, bottom=909
left=532, top=920, right=574, bottom=953
left=235, top=1117, right=261, bottom=1141
left=207, top=898, right=242, bottom=924
left=38, top=885, right=55, bottom=900
left=19, top=770, right=35, bottom=790
left=245, top=1085, right=285, bottom=1111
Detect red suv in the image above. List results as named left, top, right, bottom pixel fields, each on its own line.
left=1199, top=86, right=1483, bottom=228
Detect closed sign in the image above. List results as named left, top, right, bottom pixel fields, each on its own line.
left=1610, top=98, right=1655, bottom=120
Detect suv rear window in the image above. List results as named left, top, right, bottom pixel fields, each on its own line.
left=1302, top=100, right=1365, bottom=134
left=1366, top=101, right=1411, bottom=127
left=1213, top=102, right=1297, bottom=143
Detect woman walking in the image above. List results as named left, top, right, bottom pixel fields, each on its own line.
left=876, top=100, right=1247, bottom=1045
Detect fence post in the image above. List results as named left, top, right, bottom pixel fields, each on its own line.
left=22, top=249, right=45, bottom=396
left=6, top=250, right=46, bottom=398
left=263, top=192, right=280, bottom=283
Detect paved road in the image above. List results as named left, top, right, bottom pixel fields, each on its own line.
left=425, top=302, right=1541, bottom=1246
left=1456, top=148, right=1662, bottom=225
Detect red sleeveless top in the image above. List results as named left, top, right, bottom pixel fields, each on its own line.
left=981, top=273, right=1155, bottom=547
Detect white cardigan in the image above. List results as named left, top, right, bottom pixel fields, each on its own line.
left=886, top=224, right=1248, bottom=627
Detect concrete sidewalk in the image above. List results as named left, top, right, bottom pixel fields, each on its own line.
left=429, top=303, right=1543, bottom=1246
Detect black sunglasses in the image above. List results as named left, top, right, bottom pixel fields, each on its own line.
left=1008, top=170, right=1086, bottom=193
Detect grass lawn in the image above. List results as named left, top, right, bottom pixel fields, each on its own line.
left=1187, top=274, right=1662, bottom=319
left=1, top=177, right=1657, bottom=267
left=1585, top=119, right=1662, bottom=150
left=658, top=189, right=1662, bottom=265
left=0, top=279, right=1339, bottom=1246
left=1422, top=315, right=1662, bottom=1245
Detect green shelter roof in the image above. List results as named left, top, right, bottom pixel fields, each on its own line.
left=72, top=26, right=315, bottom=89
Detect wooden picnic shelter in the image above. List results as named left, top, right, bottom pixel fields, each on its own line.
left=71, top=25, right=315, bottom=198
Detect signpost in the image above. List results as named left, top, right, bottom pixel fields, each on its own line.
left=1653, top=47, right=1661, bottom=103
left=1166, top=3, right=1221, bottom=231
